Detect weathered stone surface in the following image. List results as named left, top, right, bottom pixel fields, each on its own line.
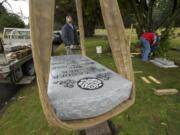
left=155, top=58, right=174, bottom=66
left=151, top=58, right=178, bottom=68
left=48, top=55, right=132, bottom=120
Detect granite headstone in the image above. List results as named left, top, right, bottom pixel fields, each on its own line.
left=151, top=58, right=178, bottom=68
left=48, top=55, right=132, bottom=120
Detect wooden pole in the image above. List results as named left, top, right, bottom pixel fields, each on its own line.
left=75, top=0, right=86, bottom=56
left=99, top=0, right=135, bottom=84
left=99, top=0, right=135, bottom=116
left=29, top=0, right=60, bottom=127
left=83, top=0, right=136, bottom=134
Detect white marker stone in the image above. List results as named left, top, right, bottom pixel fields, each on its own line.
left=48, top=55, right=132, bottom=120
left=151, top=58, right=178, bottom=68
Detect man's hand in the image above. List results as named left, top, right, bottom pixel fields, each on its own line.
left=70, top=45, right=81, bottom=50
left=70, top=45, right=74, bottom=49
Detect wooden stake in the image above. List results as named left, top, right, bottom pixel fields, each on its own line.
left=141, top=77, right=151, bottom=84
left=148, top=76, right=161, bottom=84
left=154, top=89, right=178, bottom=96
left=131, top=52, right=141, bottom=55
left=134, top=71, right=143, bottom=74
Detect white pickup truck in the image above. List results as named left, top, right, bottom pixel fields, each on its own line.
left=0, top=28, right=35, bottom=84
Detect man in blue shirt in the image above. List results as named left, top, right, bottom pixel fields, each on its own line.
left=62, top=15, right=80, bottom=55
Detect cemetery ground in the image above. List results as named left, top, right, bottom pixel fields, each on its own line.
left=0, top=29, right=180, bottom=135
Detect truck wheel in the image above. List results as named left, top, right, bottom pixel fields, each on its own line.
left=22, top=60, right=35, bottom=76
left=0, top=83, right=21, bottom=109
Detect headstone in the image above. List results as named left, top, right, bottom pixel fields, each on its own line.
left=151, top=58, right=178, bottom=68
left=48, top=55, right=132, bottom=120
left=155, top=58, right=174, bottom=66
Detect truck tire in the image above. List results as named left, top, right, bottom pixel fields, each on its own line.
left=0, top=83, right=19, bottom=109
left=22, top=60, right=35, bottom=76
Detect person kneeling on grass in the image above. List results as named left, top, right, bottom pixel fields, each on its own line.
left=140, top=32, right=160, bottom=62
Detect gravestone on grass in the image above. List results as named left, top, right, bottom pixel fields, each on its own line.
left=151, top=58, right=178, bottom=68
left=48, top=55, right=132, bottom=120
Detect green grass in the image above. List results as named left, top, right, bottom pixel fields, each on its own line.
left=0, top=84, right=78, bottom=135
left=170, top=38, right=180, bottom=48
left=0, top=35, right=180, bottom=135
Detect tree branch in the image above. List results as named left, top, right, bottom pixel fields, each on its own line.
left=155, top=1, right=180, bottom=30
left=129, top=0, right=144, bottom=32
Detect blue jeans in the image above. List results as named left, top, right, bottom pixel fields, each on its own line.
left=140, top=37, right=151, bottom=61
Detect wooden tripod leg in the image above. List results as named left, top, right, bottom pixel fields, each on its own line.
left=75, top=0, right=86, bottom=56
left=29, top=0, right=60, bottom=127
left=99, top=0, right=134, bottom=82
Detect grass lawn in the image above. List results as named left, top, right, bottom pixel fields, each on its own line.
left=170, top=38, right=180, bottom=48
left=0, top=35, right=180, bottom=135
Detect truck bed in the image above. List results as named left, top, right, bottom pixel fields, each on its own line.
left=0, top=54, right=32, bottom=74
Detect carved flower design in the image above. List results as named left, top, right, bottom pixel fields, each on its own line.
left=77, top=77, right=103, bottom=90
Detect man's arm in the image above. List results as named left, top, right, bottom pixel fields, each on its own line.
left=62, top=26, right=72, bottom=46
